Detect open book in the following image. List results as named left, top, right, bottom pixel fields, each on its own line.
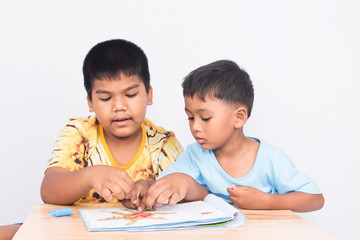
left=79, top=194, right=246, bottom=231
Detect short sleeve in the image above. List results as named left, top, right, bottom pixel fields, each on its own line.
left=275, top=155, right=322, bottom=194
left=155, top=133, right=184, bottom=176
left=46, top=118, right=94, bottom=171
left=157, top=147, right=201, bottom=181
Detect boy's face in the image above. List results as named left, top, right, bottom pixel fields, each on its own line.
left=184, top=95, right=242, bottom=151
left=87, top=74, right=153, bottom=140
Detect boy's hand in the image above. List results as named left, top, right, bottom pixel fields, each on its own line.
left=138, top=173, right=191, bottom=212
left=227, top=185, right=268, bottom=209
left=122, top=179, right=152, bottom=209
left=88, top=165, right=135, bottom=202
left=228, top=185, right=325, bottom=212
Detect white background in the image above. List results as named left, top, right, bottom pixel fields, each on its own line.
left=1, top=1, right=359, bottom=239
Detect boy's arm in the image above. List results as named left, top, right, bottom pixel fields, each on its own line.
left=138, top=173, right=209, bottom=211
left=228, top=185, right=324, bottom=212
left=40, top=165, right=135, bottom=205
left=41, top=167, right=90, bottom=204
left=0, top=224, right=21, bottom=240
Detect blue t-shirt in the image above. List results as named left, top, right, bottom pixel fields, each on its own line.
left=158, top=138, right=321, bottom=202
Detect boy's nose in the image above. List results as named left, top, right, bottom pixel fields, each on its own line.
left=191, top=120, right=202, bottom=132
left=112, top=98, right=126, bottom=112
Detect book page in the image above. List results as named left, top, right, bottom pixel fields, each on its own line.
left=79, top=199, right=235, bottom=231
left=204, top=194, right=246, bottom=227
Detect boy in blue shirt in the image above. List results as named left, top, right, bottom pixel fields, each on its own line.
left=134, top=60, right=324, bottom=212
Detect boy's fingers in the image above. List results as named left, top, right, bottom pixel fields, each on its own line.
left=140, top=180, right=173, bottom=210
left=138, top=192, right=156, bottom=212
left=122, top=177, right=135, bottom=199
left=100, top=188, right=114, bottom=202
left=142, top=186, right=165, bottom=210
left=156, top=190, right=173, bottom=206
left=143, top=194, right=157, bottom=210
left=227, top=185, right=243, bottom=193
left=116, top=171, right=135, bottom=197
left=168, top=193, right=181, bottom=205
left=228, top=186, right=242, bottom=197
left=109, top=184, right=124, bottom=200
left=130, top=187, right=140, bottom=205
left=122, top=199, right=136, bottom=209
left=114, top=191, right=125, bottom=201
left=112, top=183, right=133, bottom=201
left=229, top=195, right=239, bottom=204
left=137, top=199, right=146, bottom=212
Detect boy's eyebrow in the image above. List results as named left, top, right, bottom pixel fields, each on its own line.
left=185, top=108, right=209, bottom=114
left=94, top=84, right=140, bottom=94
left=123, top=84, right=140, bottom=92
left=94, top=90, right=111, bottom=94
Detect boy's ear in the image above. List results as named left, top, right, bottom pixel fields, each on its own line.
left=233, top=106, right=248, bottom=128
left=147, top=85, right=153, bottom=106
left=87, top=96, right=95, bottom=112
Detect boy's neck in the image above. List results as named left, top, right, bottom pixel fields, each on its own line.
left=103, top=127, right=143, bottom=167
left=214, top=133, right=259, bottom=178
left=213, top=132, right=249, bottom=158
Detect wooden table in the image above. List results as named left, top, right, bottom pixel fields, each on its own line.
left=13, top=203, right=332, bottom=240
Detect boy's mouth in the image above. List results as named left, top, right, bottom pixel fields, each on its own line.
left=113, top=119, right=128, bottom=121
left=113, top=118, right=131, bottom=123
left=195, top=137, right=206, bottom=144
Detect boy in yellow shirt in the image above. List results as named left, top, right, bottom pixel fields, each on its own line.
left=40, top=39, right=183, bottom=204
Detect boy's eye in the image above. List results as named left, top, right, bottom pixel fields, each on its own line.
left=187, top=117, right=194, bottom=121
left=100, top=97, right=111, bottom=101
left=126, top=92, right=138, bottom=98
left=202, top=117, right=211, bottom=121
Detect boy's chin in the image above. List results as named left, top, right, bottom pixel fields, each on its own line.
left=110, top=127, right=142, bottom=139
left=198, top=143, right=213, bottom=151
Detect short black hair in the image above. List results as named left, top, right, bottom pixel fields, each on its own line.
left=83, top=39, right=150, bottom=100
left=182, top=60, right=254, bottom=117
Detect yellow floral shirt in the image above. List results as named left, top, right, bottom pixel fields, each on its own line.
left=46, top=116, right=183, bottom=203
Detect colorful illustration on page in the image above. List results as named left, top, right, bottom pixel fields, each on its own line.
left=98, top=209, right=176, bottom=225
